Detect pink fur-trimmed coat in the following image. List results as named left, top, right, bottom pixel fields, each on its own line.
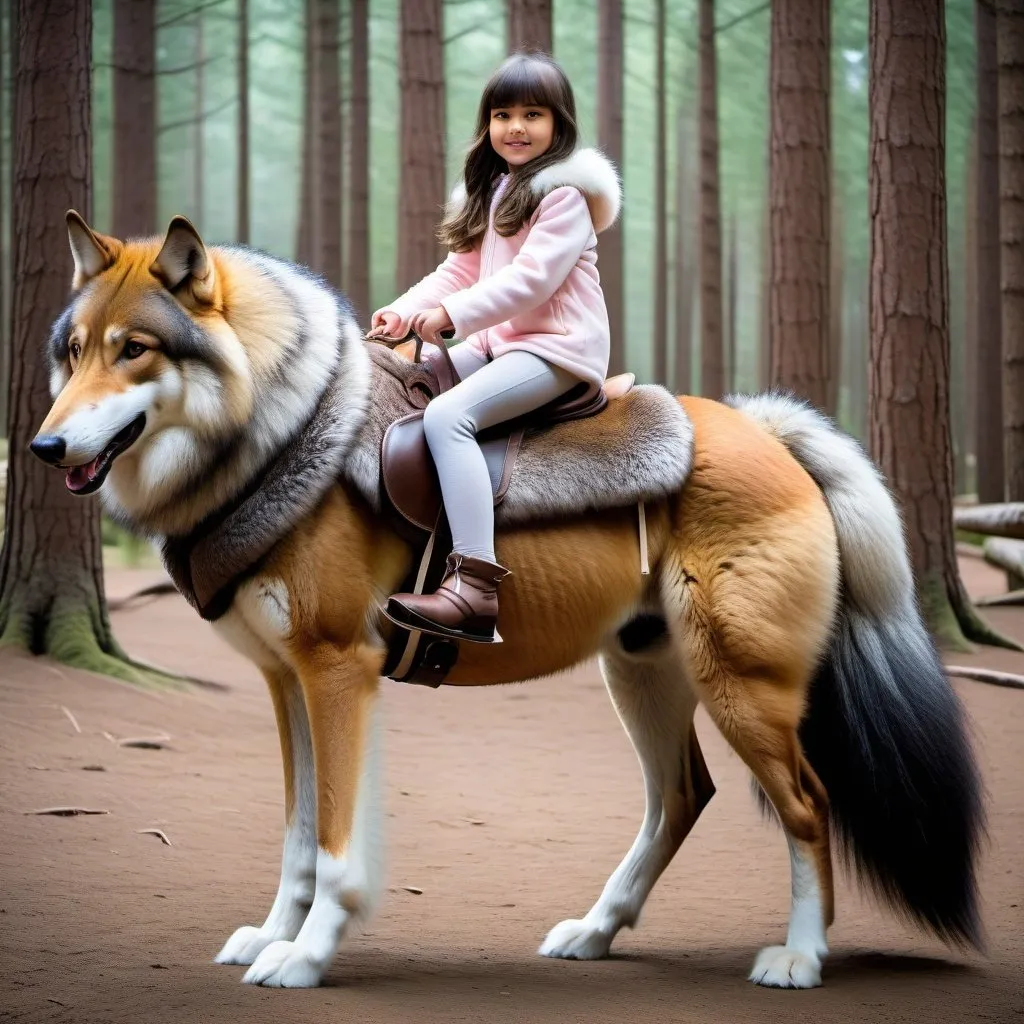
left=376, top=148, right=622, bottom=389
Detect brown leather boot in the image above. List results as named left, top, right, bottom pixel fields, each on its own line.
left=384, top=553, right=512, bottom=643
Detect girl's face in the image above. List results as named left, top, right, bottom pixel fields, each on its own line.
left=489, top=104, right=554, bottom=168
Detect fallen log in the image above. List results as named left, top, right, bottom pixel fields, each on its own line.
left=945, top=665, right=1024, bottom=691
left=975, top=588, right=1024, bottom=607
left=983, top=537, right=1024, bottom=585
left=954, top=502, right=1024, bottom=540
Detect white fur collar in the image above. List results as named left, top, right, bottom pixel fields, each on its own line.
left=446, top=147, right=622, bottom=234
left=529, top=148, right=621, bottom=233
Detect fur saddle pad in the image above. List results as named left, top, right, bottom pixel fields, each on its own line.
left=343, top=346, right=695, bottom=527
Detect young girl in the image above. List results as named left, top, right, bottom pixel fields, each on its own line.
left=368, top=52, right=621, bottom=643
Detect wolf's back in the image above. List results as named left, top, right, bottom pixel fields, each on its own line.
left=726, top=390, right=985, bottom=949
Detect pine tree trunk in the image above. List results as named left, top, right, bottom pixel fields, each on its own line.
left=0, top=0, right=151, bottom=679
left=194, top=11, right=205, bottom=225
left=726, top=215, right=737, bottom=392
left=653, top=0, right=667, bottom=385
left=976, top=0, right=1004, bottom=502
left=998, top=0, right=1024, bottom=503
left=768, top=0, right=830, bottom=410
left=827, top=188, right=843, bottom=417
left=397, top=0, right=444, bottom=293
left=965, top=124, right=978, bottom=495
left=112, top=0, right=156, bottom=237
left=868, top=0, right=996, bottom=650
left=507, top=0, right=551, bottom=53
left=0, top=0, right=7, bottom=435
left=237, top=0, right=249, bottom=244
left=314, top=0, right=342, bottom=287
left=698, top=0, right=724, bottom=398
left=347, top=0, right=370, bottom=320
left=759, top=185, right=771, bottom=389
left=674, top=103, right=695, bottom=395
left=296, top=0, right=318, bottom=266
left=598, top=0, right=624, bottom=375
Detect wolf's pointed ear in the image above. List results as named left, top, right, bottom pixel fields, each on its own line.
left=150, top=216, right=216, bottom=304
left=66, top=211, right=118, bottom=289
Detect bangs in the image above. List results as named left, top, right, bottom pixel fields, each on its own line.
left=485, top=56, right=568, bottom=113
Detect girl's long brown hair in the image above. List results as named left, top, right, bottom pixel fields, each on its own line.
left=438, top=53, right=579, bottom=253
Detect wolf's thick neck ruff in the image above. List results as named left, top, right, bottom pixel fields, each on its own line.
left=160, top=327, right=694, bottom=620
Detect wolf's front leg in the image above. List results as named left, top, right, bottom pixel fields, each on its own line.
left=216, top=667, right=316, bottom=966
left=243, top=644, right=383, bottom=988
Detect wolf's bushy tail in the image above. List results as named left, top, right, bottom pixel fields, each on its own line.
left=726, top=391, right=985, bottom=949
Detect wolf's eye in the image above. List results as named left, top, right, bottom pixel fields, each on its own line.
left=123, top=340, right=147, bottom=360
left=69, top=342, right=81, bottom=361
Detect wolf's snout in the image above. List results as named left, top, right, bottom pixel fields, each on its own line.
left=30, top=434, right=67, bottom=465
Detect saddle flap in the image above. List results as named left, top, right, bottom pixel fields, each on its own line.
left=381, top=412, right=514, bottom=532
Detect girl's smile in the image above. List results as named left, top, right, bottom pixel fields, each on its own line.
left=490, top=104, right=554, bottom=167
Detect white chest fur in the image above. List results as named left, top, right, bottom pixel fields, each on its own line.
left=212, top=575, right=294, bottom=672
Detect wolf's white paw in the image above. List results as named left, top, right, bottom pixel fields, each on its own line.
left=215, top=925, right=284, bottom=966
left=242, top=940, right=324, bottom=988
left=748, top=945, right=822, bottom=989
left=538, top=918, right=614, bottom=960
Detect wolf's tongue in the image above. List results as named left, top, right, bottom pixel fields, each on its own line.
left=66, top=458, right=100, bottom=492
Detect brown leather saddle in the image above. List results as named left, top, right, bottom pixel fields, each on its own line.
left=373, top=332, right=635, bottom=687
left=379, top=333, right=635, bottom=534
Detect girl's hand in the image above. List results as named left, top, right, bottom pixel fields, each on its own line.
left=410, top=306, right=454, bottom=346
left=366, top=309, right=404, bottom=340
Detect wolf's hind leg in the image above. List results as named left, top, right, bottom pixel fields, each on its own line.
left=216, top=667, right=316, bottom=965
left=539, top=642, right=714, bottom=959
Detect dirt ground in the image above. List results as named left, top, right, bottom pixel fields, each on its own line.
left=1, top=555, right=1022, bottom=1024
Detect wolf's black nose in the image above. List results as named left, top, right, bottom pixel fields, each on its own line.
left=29, top=434, right=66, bottom=465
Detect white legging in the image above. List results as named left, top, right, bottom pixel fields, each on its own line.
left=423, top=342, right=579, bottom=563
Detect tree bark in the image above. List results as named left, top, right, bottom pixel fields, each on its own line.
left=314, top=0, right=342, bottom=287
left=998, top=0, right=1024, bottom=502
left=112, top=0, right=156, bottom=237
left=699, top=0, right=724, bottom=398
left=768, top=0, right=830, bottom=410
left=237, top=0, right=250, bottom=244
left=726, top=215, right=737, bottom=391
left=674, top=103, right=695, bottom=395
left=398, top=0, right=445, bottom=293
left=0, top=0, right=158, bottom=681
left=296, top=0, right=317, bottom=266
left=507, top=0, right=551, bottom=53
left=0, top=0, right=7, bottom=434
left=194, top=11, right=205, bottom=225
left=598, top=0, right=624, bottom=375
left=868, top=0, right=1000, bottom=650
left=653, top=0, right=667, bottom=385
left=964, top=121, right=978, bottom=494
left=827, top=188, right=843, bottom=416
left=347, top=0, right=370, bottom=320
left=976, top=0, right=1004, bottom=502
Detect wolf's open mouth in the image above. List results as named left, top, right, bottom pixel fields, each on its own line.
left=65, top=414, right=146, bottom=495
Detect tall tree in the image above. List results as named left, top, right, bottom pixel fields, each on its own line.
left=828, top=190, right=843, bottom=417
left=507, top=0, right=551, bottom=53
left=597, top=0, right=624, bottom=375
left=674, top=102, right=696, bottom=395
left=237, top=0, right=250, bottom=244
left=296, top=0, right=317, bottom=266
left=112, top=0, right=156, bottom=237
left=653, top=0, right=667, bottom=385
left=0, top=0, right=147, bottom=680
left=726, top=215, right=738, bottom=391
left=868, top=0, right=1000, bottom=649
left=397, top=0, right=444, bottom=292
left=314, top=0, right=342, bottom=287
left=964, top=127, right=978, bottom=494
left=976, top=0, right=1004, bottom=502
left=347, top=0, right=370, bottom=319
left=194, top=10, right=205, bottom=225
left=698, top=0, right=724, bottom=398
left=999, top=0, right=1024, bottom=502
left=0, top=0, right=7, bottom=433
left=768, top=0, right=830, bottom=410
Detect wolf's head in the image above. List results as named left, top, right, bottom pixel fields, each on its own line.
left=31, top=213, right=263, bottom=519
